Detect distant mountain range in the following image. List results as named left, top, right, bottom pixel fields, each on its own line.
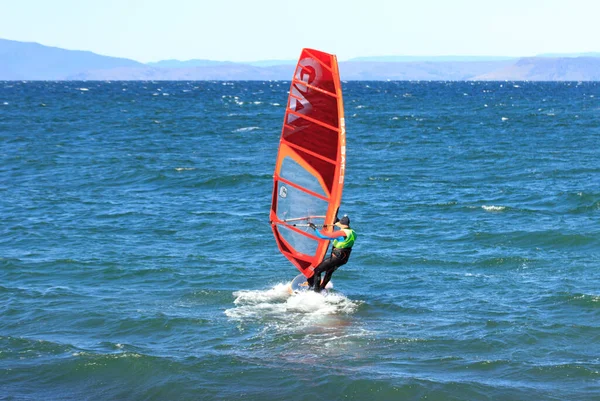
left=2, top=38, right=600, bottom=81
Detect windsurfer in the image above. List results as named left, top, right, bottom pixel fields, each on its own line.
left=308, top=215, right=356, bottom=292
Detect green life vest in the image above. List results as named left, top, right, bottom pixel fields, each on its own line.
left=333, top=228, right=356, bottom=249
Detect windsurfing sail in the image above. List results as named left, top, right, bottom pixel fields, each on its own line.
left=269, top=48, right=346, bottom=278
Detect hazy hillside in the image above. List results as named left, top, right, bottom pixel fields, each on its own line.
left=348, top=56, right=517, bottom=62
left=2, top=38, right=600, bottom=81
left=537, top=52, right=600, bottom=58
left=68, top=64, right=293, bottom=81
left=148, top=59, right=296, bottom=68
left=147, top=59, right=237, bottom=68
left=338, top=60, right=515, bottom=80
left=0, top=38, right=142, bottom=80
left=474, top=57, right=600, bottom=81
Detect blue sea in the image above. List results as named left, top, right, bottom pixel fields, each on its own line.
left=1, top=80, right=599, bottom=400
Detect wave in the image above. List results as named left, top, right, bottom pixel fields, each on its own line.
left=470, top=229, right=599, bottom=250
left=565, top=191, right=600, bottom=214
left=193, top=173, right=271, bottom=188
left=233, top=126, right=260, bottom=133
left=0, top=335, right=75, bottom=356
left=482, top=205, right=507, bottom=212
left=543, top=291, right=600, bottom=308
left=523, top=362, right=600, bottom=379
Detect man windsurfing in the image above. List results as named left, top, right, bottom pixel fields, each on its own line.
left=308, top=215, right=356, bottom=292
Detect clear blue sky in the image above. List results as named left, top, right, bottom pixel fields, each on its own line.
left=1, top=0, right=598, bottom=62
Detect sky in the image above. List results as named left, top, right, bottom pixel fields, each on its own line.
left=1, top=0, right=599, bottom=63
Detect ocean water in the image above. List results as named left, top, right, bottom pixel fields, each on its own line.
left=1, top=80, right=599, bottom=400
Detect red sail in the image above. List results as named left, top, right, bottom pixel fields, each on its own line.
left=270, top=48, right=346, bottom=278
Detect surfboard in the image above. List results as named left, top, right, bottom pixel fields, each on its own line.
left=288, top=273, right=333, bottom=295
left=269, top=48, right=346, bottom=283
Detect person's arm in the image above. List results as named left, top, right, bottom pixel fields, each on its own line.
left=309, top=224, right=347, bottom=241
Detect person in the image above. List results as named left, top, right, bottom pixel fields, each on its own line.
left=307, top=215, right=356, bottom=292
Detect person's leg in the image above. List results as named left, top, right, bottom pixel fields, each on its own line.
left=313, top=272, right=322, bottom=292
left=312, top=258, right=334, bottom=292
left=320, top=267, right=337, bottom=289
left=320, top=249, right=351, bottom=289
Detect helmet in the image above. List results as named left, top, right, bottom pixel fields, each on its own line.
left=339, top=215, right=350, bottom=226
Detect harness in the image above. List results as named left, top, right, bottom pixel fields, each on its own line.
left=333, top=228, right=356, bottom=249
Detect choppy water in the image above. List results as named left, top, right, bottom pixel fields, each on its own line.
left=1, top=80, right=599, bottom=400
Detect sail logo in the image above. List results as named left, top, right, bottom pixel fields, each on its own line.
left=279, top=185, right=288, bottom=198
left=288, top=57, right=321, bottom=123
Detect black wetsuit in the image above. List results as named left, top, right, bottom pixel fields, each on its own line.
left=308, top=247, right=352, bottom=292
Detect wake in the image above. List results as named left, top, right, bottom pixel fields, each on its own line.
left=224, top=283, right=359, bottom=322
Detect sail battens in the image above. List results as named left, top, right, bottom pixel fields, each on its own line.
left=291, top=80, right=337, bottom=98
left=274, top=175, right=330, bottom=202
left=280, top=138, right=338, bottom=165
left=303, top=49, right=336, bottom=73
left=284, top=110, right=340, bottom=133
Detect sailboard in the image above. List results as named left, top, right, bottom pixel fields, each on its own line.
left=289, top=273, right=333, bottom=294
left=269, top=48, right=346, bottom=280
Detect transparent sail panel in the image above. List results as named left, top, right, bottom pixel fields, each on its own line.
left=280, top=156, right=326, bottom=197
left=276, top=181, right=328, bottom=226
left=278, top=225, right=319, bottom=257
